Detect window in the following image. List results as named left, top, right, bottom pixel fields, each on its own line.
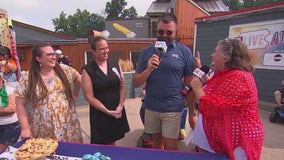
left=130, top=51, right=141, bottom=70
left=151, top=21, right=157, bottom=38
left=135, top=23, right=143, bottom=28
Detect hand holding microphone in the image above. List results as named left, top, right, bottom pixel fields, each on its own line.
left=147, top=40, right=168, bottom=71
left=182, top=66, right=210, bottom=95
left=147, top=54, right=160, bottom=71
left=193, top=65, right=210, bottom=83
left=188, top=66, right=210, bottom=99
left=154, top=40, right=167, bottom=61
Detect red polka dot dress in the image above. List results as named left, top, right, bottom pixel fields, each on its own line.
left=199, top=69, right=264, bottom=160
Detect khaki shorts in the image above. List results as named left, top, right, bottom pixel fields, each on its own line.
left=144, top=108, right=182, bottom=139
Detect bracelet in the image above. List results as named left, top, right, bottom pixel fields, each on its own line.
left=5, top=60, right=8, bottom=65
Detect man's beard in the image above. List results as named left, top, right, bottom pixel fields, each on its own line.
left=157, top=36, right=174, bottom=46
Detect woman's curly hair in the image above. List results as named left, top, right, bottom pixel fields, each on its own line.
left=219, top=38, right=254, bottom=72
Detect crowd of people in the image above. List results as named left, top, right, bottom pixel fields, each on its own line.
left=0, top=12, right=276, bottom=160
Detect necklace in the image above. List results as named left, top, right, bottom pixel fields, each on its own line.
left=40, top=69, right=55, bottom=85
left=46, top=78, right=53, bottom=84
left=42, top=76, right=54, bottom=85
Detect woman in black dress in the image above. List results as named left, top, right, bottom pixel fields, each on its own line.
left=81, top=36, right=130, bottom=145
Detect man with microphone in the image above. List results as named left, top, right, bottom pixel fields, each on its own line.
left=133, top=13, right=196, bottom=150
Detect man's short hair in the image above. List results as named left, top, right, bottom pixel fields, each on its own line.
left=158, top=13, right=178, bottom=24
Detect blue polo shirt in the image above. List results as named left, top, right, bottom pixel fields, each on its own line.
left=135, top=40, right=194, bottom=112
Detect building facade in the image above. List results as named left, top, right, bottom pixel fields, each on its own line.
left=194, top=2, right=284, bottom=102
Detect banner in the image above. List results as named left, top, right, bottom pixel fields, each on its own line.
left=229, top=19, right=284, bottom=70
left=0, top=18, right=21, bottom=79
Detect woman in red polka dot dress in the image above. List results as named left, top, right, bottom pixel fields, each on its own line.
left=190, top=38, right=264, bottom=160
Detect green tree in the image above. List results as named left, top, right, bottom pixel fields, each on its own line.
left=105, top=0, right=138, bottom=19
left=52, top=9, right=105, bottom=38
left=121, top=7, right=138, bottom=19
left=244, top=0, right=281, bottom=8
left=225, top=0, right=243, bottom=10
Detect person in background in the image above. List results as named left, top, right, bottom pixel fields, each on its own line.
left=138, top=85, right=153, bottom=148
left=0, top=46, right=17, bottom=83
left=190, top=38, right=264, bottom=160
left=81, top=36, right=130, bottom=145
left=274, top=80, right=284, bottom=107
left=139, top=85, right=147, bottom=125
left=14, top=42, right=83, bottom=143
left=0, top=69, right=20, bottom=151
left=178, top=96, right=187, bottom=141
left=133, top=13, right=195, bottom=150
left=55, top=49, right=72, bottom=66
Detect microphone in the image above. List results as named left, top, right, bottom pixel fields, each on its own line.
left=182, top=65, right=210, bottom=95
left=193, top=65, right=210, bottom=79
left=154, top=41, right=167, bottom=61
left=155, top=41, right=167, bottom=53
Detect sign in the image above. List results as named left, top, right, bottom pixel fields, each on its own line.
left=229, top=19, right=284, bottom=70
left=263, top=53, right=284, bottom=66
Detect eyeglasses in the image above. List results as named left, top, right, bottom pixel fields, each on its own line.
left=157, top=29, right=174, bottom=36
left=45, top=53, right=56, bottom=57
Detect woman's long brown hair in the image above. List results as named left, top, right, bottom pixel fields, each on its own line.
left=27, top=42, right=74, bottom=108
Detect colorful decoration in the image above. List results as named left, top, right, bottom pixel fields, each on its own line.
left=0, top=18, right=11, bottom=48
left=0, top=17, right=21, bottom=80
left=8, top=19, right=21, bottom=80
left=87, top=30, right=110, bottom=40
left=113, top=23, right=136, bottom=38
left=82, top=152, right=111, bottom=160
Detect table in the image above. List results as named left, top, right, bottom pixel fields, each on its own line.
left=14, top=141, right=229, bottom=160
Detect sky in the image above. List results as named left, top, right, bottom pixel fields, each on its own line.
left=1, top=0, right=154, bottom=31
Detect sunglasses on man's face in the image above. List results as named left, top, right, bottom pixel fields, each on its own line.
left=157, top=29, right=174, bottom=36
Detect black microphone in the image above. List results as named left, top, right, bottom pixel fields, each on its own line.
left=199, top=65, right=210, bottom=76
left=154, top=40, right=167, bottom=61
left=182, top=65, right=210, bottom=95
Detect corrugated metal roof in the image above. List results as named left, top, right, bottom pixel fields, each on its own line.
left=12, top=20, right=76, bottom=45
left=195, top=1, right=284, bottom=22
left=194, top=0, right=229, bottom=13
left=147, top=1, right=171, bottom=13
left=146, top=0, right=228, bottom=15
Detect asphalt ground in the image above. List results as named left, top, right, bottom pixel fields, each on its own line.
left=76, top=98, right=284, bottom=160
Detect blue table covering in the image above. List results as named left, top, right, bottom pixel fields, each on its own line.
left=14, top=141, right=228, bottom=160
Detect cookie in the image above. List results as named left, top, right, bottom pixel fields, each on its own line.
left=14, top=138, right=58, bottom=160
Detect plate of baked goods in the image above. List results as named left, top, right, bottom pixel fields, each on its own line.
left=14, top=138, right=58, bottom=160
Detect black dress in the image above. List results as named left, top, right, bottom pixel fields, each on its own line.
left=83, top=61, right=130, bottom=144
